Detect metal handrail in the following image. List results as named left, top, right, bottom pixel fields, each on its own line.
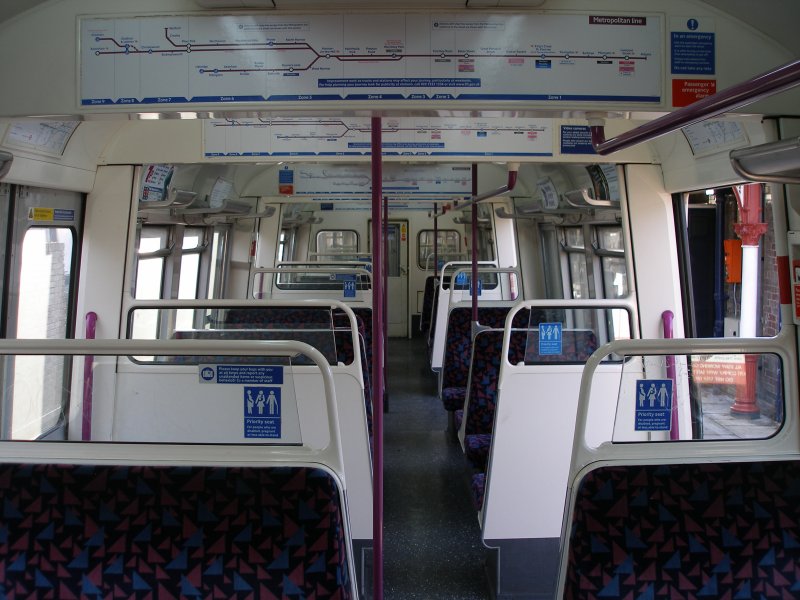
left=590, top=58, right=800, bottom=155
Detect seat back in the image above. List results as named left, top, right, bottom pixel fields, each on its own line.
left=463, top=328, right=527, bottom=435
left=440, top=305, right=526, bottom=404
left=0, top=460, right=353, bottom=598
left=420, top=275, right=436, bottom=333
left=563, top=460, right=800, bottom=598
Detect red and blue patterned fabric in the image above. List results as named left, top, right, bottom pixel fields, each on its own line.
left=462, top=329, right=527, bottom=437
left=464, top=433, right=492, bottom=471
left=440, top=307, right=526, bottom=413
left=171, top=328, right=338, bottom=366
left=471, top=472, right=486, bottom=511
left=440, top=307, right=475, bottom=411
left=223, top=307, right=333, bottom=330
left=420, top=276, right=436, bottom=334
left=0, top=463, right=352, bottom=598
left=564, top=460, right=800, bottom=599
left=350, top=308, right=372, bottom=373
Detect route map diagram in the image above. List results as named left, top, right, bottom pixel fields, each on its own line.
left=80, top=13, right=662, bottom=106
left=203, top=116, right=553, bottom=157
left=281, top=163, right=474, bottom=197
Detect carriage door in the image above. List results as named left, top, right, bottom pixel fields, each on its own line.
left=370, top=219, right=409, bottom=337
left=3, top=186, right=83, bottom=440
left=386, top=221, right=409, bottom=337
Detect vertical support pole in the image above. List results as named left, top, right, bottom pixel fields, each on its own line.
left=471, top=164, right=479, bottom=323
left=713, top=200, right=725, bottom=337
left=82, top=312, right=98, bottom=441
left=433, top=205, right=439, bottom=277
left=383, top=194, right=389, bottom=406
left=731, top=184, right=767, bottom=418
left=370, top=116, right=384, bottom=600
left=661, top=310, right=679, bottom=440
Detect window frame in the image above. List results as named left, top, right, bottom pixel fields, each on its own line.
left=417, top=228, right=462, bottom=270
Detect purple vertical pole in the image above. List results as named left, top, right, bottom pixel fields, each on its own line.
left=471, top=164, right=479, bottom=323
left=661, top=310, right=679, bottom=440
left=433, top=205, right=439, bottom=277
left=82, top=312, right=98, bottom=441
left=383, top=194, right=389, bottom=403
left=370, top=116, right=384, bottom=600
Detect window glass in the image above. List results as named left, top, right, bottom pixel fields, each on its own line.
left=13, top=227, right=74, bottom=439
left=315, top=230, right=358, bottom=260
left=563, top=228, right=589, bottom=300
left=596, top=226, right=628, bottom=299
left=207, top=230, right=221, bottom=299
left=568, top=253, right=590, bottom=299
left=132, top=227, right=169, bottom=340
left=176, top=228, right=206, bottom=329
left=540, top=226, right=563, bottom=299
left=418, top=229, right=461, bottom=269
left=135, top=226, right=169, bottom=300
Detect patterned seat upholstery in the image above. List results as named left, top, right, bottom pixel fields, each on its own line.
left=442, top=385, right=468, bottom=411
left=420, top=276, right=436, bottom=334
left=462, top=327, right=528, bottom=437
left=171, top=328, right=338, bottom=366
left=471, top=472, right=486, bottom=511
left=224, top=307, right=333, bottom=330
left=440, top=306, right=524, bottom=413
left=464, top=433, right=492, bottom=470
left=440, top=307, right=473, bottom=411
left=563, top=460, right=800, bottom=599
left=0, top=463, right=353, bottom=598
left=350, top=308, right=372, bottom=373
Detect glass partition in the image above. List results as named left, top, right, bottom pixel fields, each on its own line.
left=251, top=265, right=372, bottom=298
left=520, top=307, right=631, bottom=364
left=613, top=352, right=783, bottom=441
left=0, top=351, right=307, bottom=444
left=127, top=306, right=345, bottom=366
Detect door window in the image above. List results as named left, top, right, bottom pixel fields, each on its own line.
left=12, top=227, right=75, bottom=439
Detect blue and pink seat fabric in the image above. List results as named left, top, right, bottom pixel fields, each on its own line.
left=441, top=306, right=527, bottom=414
left=0, top=462, right=352, bottom=598
left=563, top=460, right=800, bottom=599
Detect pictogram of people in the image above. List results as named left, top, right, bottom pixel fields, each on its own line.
left=267, top=390, right=278, bottom=415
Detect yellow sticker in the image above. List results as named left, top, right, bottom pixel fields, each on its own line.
left=28, top=207, right=55, bottom=221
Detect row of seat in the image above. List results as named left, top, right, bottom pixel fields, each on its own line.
left=557, top=333, right=800, bottom=597
left=427, top=300, right=600, bottom=513
left=172, top=304, right=374, bottom=437
left=0, top=461, right=353, bottom=598
left=0, top=334, right=360, bottom=598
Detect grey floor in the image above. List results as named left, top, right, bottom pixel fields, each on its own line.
left=383, top=336, right=491, bottom=599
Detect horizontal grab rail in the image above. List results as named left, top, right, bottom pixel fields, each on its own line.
left=4, top=337, right=344, bottom=468
left=591, top=58, right=800, bottom=154
left=571, top=334, right=795, bottom=464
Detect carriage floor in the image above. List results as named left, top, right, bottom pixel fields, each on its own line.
left=384, top=336, right=491, bottom=599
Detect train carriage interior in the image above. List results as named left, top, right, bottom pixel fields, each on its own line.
left=0, top=0, right=799, bottom=598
